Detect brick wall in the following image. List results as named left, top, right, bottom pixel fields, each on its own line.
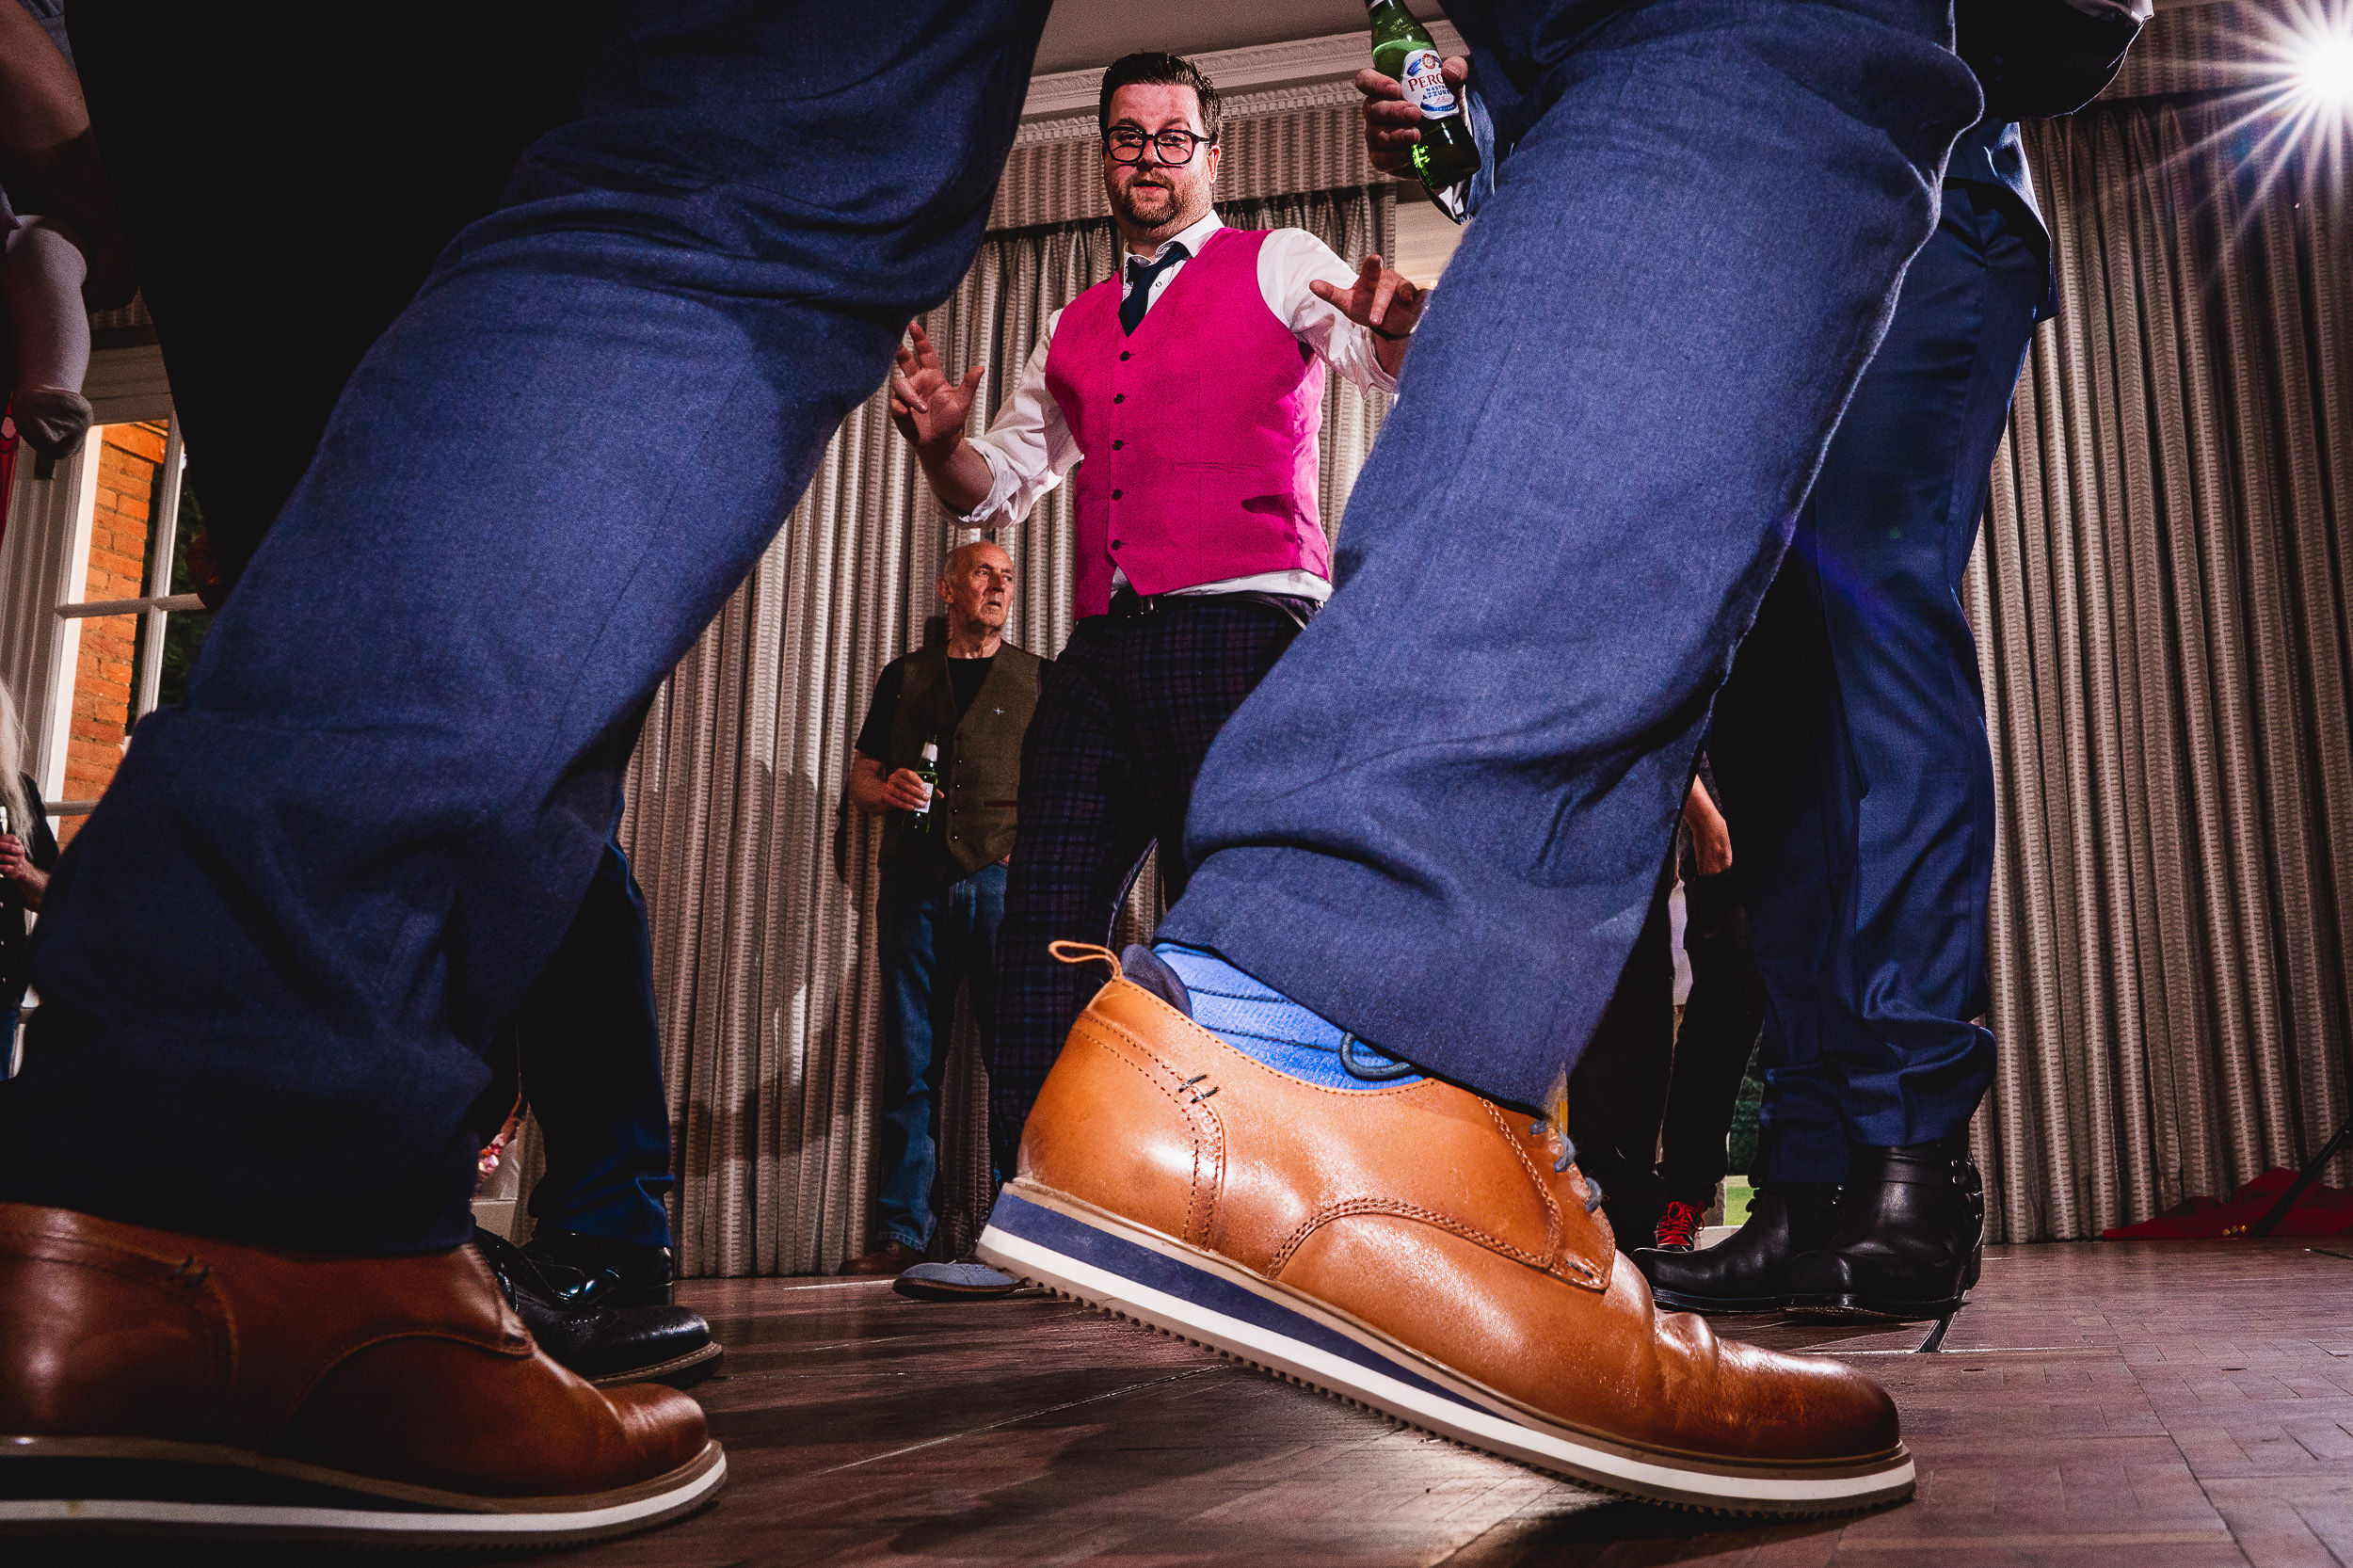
left=57, top=422, right=167, bottom=845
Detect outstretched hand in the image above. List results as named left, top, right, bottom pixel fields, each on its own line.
left=1309, top=253, right=1425, bottom=341
left=1353, top=57, right=1470, bottom=178
left=888, top=321, right=981, bottom=453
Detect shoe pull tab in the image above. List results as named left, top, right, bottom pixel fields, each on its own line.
left=1048, top=940, right=1123, bottom=983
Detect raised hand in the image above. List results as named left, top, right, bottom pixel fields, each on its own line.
left=888, top=320, right=983, bottom=455
left=1353, top=57, right=1470, bottom=178
left=1309, top=253, right=1425, bottom=341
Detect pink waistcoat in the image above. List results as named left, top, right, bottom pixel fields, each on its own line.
left=1043, top=225, right=1332, bottom=617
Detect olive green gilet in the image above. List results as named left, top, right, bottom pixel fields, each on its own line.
left=879, top=640, right=1043, bottom=879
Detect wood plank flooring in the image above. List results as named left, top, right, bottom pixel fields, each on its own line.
left=532, top=1239, right=2353, bottom=1567
left=24, top=1238, right=2351, bottom=1564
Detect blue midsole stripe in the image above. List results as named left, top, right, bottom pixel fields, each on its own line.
left=990, top=1190, right=1489, bottom=1416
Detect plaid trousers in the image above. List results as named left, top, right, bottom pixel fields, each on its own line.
left=989, top=598, right=1308, bottom=1170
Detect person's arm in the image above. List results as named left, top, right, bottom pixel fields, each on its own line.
left=888, top=318, right=1077, bottom=525
left=848, top=754, right=934, bottom=818
left=0, top=2, right=132, bottom=308
left=1683, top=777, right=1733, bottom=878
left=0, top=835, right=47, bottom=909
left=1267, top=231, right=1423, bottom=393
left=1958, top=0, right=2151, bottom=120
left=1354, top=56, right=1493, bottom=224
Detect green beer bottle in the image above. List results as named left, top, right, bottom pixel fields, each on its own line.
left=907, top=739, right=942, bottom=836
left=1366, top=0, right=1481, bottom=192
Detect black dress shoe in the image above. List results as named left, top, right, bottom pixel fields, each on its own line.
left=522, top=1224, right=679, bottom=1308
left=474, top=1229, right=722, bottom=1388
left=1783, top=1138, right=1985, bottom=1320
left=1632, top=1181, right=1839, bottom=1314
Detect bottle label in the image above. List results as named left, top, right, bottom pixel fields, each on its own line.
left=1401, top=48, right=1456, bottom=120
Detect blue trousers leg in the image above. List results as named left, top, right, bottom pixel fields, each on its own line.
left=1717, top=184, right=2046, bottom=1180
left=520, top=836, right=674, bottom=1250
left=1161, top=0, right=1978, bottom=1110
left=875, top=863, right=1008, bottom=1251
left=0, top=0, right=1049, bottom=1253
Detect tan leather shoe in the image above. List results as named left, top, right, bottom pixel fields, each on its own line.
left=0, top=1203, right=724, bottom=1544
left=975, top=949, right=1912, bottom=1516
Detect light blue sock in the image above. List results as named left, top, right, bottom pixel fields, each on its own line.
left=1153, top=943, right=1422, bottom=1091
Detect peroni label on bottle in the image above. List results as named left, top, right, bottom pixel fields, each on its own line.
left=1401, top=48, right=1456, bottom=119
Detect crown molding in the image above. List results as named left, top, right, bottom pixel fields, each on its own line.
left=1019, top=20, right=1466, bottom=123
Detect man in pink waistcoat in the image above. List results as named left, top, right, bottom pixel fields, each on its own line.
left=888, top=52, right=1423, bottom=1288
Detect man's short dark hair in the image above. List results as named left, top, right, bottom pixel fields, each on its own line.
left=1097, top=52, right=1221, bottom=146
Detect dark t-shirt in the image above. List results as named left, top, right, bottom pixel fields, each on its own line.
left=854, top=652, right=997, bottom=763
left=3, top=771, right=61, bottom=1001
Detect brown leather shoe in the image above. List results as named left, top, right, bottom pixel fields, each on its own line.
left=975, top=949, right=1913, bottom=1516
left=837, top=1239, right=925, bottom=1276
left=0, top=1203, right=724, bottom=1544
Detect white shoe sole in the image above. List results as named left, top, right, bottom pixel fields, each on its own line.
left=979, top=1184, right=1912, bottom=1517
left=0, top=1435, right=725, bottom=1545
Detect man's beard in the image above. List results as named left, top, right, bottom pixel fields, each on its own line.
left=1116, top=176, right=1185, bottom=231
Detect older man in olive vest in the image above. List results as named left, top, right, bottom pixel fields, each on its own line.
left=843, top=540, right=1041, bottom=1286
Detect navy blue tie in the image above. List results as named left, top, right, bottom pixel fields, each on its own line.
left=1119, top=243, right=1190, bottom=336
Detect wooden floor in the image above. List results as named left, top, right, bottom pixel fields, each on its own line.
left=34, top=1239, right=2347, bottom=1566
left=481, top=1238, right=2353, bottom=1567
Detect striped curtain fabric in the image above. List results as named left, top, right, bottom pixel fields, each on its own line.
left=627, top=168, right=1394, bottom=1276
left=1966, top=91, right=2351, bottom=1240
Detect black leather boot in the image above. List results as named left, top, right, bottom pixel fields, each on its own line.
left=1632, top=1180, right=1839, bottom=1313
left=473, top=1229, right=721, bottom=1388
left=522, top=1224, right=679, bottom=1308
left=1783, top=1138, right=1985, bottom=1320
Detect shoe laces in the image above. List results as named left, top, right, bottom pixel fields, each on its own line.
left=1655, top=1200, right=1704, bottom=1250
left=1528, top=1118, right=1606, bottom=1212
left=1337, top=1032, right=1417, bottom=1081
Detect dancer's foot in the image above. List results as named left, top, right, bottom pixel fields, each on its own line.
left=9, top=387, right=92, bottom=462
left=1634, top=1180, right=1840, bottom=1314
left=977, top=946, right=1913, bottom=1516
left=1650, top=1198, right=1706, bottom=1254
left=475, top=1228, right=721, bottom=1388
left=0, top=1204, right=723, bottom=1545
left=894, top=1258, right=1020, bottom=1301
left=1784, top=1139, right=1984, bottom=1321
left=523, top=1224, right=679, bottom=1309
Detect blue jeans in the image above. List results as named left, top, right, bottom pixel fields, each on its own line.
left=1711, top=184, right=2047, bottom=1180
left=0, top=0, right=1050, bottom=1253
left=519, top=836, right=674, bottom=1250
left=1161, top=0, right=1981, bottom=1112
left=875, top=864, right=1006, bottom=1252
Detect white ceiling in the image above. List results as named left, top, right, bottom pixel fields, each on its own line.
left=1033, top=0, right=1449, bottom=75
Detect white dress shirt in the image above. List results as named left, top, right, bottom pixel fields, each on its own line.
left=962, top=209, right=1399, bottom=602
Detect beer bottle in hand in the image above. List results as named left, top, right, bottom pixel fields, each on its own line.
left=907, top=740, right=942, bottom=836
left=1366, top=0, right=1481, bottom=192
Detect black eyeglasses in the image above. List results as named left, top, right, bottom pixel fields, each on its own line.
left=1104, top=127, right=1214, bottom=166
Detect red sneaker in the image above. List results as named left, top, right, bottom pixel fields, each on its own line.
left=1654, top=1199, right=1706, bottom=1253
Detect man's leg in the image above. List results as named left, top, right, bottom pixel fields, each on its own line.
left=1564, top=857, right=1676, bottom=1250
left=1655, top=859, right=1769, bottom=1210
left=1160, top=0, right=1977, bottom=1111
left=1640, top=579, right=1851, bottom=1305
left=1777, top=184, right=2045, bottom=1317
left=1126, top=600, right=1308, bottom=905
left=520, top=838, right=679, bottom=1268
left=889, top=861, right=1017, bottom=1299
left=0, top=1, right=1049, bottom=1542
left=854, top=871, right=950, bottom=1270
left=984, top=0, right=1977, bottom=1510
left=990, top=624, right=1156, bottom=1174
left=1, top=0, right=1051, bottom=1254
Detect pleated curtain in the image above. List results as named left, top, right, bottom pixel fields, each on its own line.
left=1965, top=89, right=2352, bottom=1241
left=626, top=166, right=1392, bottom=1276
